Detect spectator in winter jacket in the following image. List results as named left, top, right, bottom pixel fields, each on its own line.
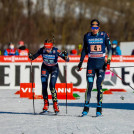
left=112, top=40, right=121, bottom=55
left=4, top=42, right=19, bottom=56
left=18, top=41, right=29, bottom=56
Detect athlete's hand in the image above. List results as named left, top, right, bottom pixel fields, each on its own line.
left=63, top=51, right=68, bottom=61
left=77, top=61, right=82, bottom=71
left=106, top=64, right=110, bottom=70
left=28, top=53, right=34, bottom=60
left=106, top=60, right=110, bottom=70
left=63, top=51, right=68, bottom=57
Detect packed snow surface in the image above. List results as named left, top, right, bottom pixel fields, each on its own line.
left=0, top=89, right=134, bottom=134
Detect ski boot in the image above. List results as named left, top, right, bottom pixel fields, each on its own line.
left=96, top=105, right=102, bottom=117
left=43, top=99, right=49, bottom=112
left=53, top=101, right=60, bottom=114
left=82, top=101, right=89, bottom=116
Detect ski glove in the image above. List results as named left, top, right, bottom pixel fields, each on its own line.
left=28, top=53, right=34, bottom=60
left=63, top=50, right=68, bottom=57
left=63, top=50, right=68, bottom=61
left=77, top=61, right=82, bottom=71
left=106, top=60, right=110, bottom=70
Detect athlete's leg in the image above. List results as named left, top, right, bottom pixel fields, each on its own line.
left=41, top=66, right=49, bottom=100
left=49, top=66, right=59, bottom=102
left=96, top=68, right=105, bottom=105
left=85, top=69, right=95, bottom=102
left=82, top=68, right=95, bottom=115
left=96, top=68, right=105, bottom=116
left=49, top=66, right=59, bottom=112
left=41, top=65, right=50, bottom=111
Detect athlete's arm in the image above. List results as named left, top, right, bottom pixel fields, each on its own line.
left=77, top=35, right=88, bottom=71
left=105, top=33, right=112, bottom=62
left=29, top=48, right=42, bottom=60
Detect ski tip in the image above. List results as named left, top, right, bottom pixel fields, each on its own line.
left=39, top=110, right=48, bottom=114
left=92, top=115, right=103, bottom=118
left=78, top=114, right=86, bottom=117
left=55, top=111, right=59, bottom=115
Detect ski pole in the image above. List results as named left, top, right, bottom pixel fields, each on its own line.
left=110, top=66, right=134, bottom=68
left=81, top=66, right=134, bottom=70
left=110, top=69, right=134, bottom=90
left=65, top=61, right=67, bottom=114
left=30, top=59, right=36, bottom=114
left=52, top=34, right=55, bottom=45
left=79, top=67, right=134, bottom=90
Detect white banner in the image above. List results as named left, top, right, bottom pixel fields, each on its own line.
left=0, top=62, right=134, bottom=93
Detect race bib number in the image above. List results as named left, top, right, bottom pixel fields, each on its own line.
left=90, top=45, right=102, bottom=52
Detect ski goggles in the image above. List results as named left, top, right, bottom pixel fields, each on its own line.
left=91, top=27, right=99, bottom=30
left=44, top=43, right=53, bottom=49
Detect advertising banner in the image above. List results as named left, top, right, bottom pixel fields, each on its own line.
left=0, top=56, right=134, bottom=94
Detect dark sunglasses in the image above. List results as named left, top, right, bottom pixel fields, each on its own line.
left=91, top=27, right=99, bottom=30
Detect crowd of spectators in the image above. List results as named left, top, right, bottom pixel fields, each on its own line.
left=0, top=41, right=29, bottom=56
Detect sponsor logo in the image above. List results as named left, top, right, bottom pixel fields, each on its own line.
left=20, top=83, right=35, bottom=98
left=88, top=38, right=103, bottom=44
left=44, top=54, right=55, bottom=59
left=88, top=70, right=92, bottom=74
left=99, top=75, right=102, bottom=78
left=42, top=71, right=46, bottom=74
left=89, top=54, right=104, bottom=58
left=52, top=75, right=56, bottom=78
left=87, top=74, right=94, bottom=77
left=99, top=69, right=104, bottom=73
left=57, top=88, right=71, bottom=93
left=21, top=87, right=31, bottom=93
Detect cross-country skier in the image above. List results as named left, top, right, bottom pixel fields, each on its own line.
left=77, top=19, right=112, bottom=117
left=29, top=39, right=69, bottom=114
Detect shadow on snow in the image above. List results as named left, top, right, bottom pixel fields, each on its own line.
left=57, top=103, right=134, bottom=110
left=0, top=111, right=34, bottom=115
left=0, top=103, right=134, bottom=115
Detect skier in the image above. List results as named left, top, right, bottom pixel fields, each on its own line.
left=29, top=39, right=69, bottom=114
left=77, top=19, right=112, bottom=117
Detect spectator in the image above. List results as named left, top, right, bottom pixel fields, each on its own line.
left=4, top=42, right=19, bottom=56
left=70, top=49, right=77, bottom=55
left=78, top=44, right=82, bottom=55
left=18, top=41, right=29, bottom=56
left=112, top=40, right=121, bottom=55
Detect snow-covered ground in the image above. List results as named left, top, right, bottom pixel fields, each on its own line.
left=0, top=89, right=134, bottom=134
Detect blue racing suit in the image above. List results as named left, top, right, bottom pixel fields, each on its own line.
left=80, top=31, right=112, bottom=106
left=32, top=47, right=69, bottom=102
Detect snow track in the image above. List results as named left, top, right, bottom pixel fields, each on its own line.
left=0, top=89, right=134, bottom=134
